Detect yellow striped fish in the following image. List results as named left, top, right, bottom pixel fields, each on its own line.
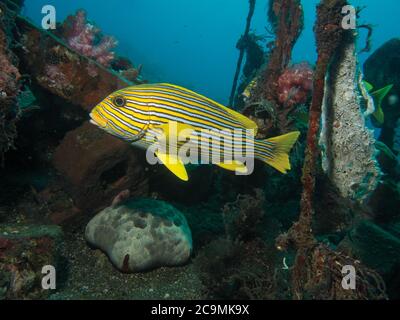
left=89, top=83, right=300, bottom=181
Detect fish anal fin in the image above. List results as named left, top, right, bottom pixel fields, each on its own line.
left=156, top=152, right=189, bottom=181
left=216, top=161, right=248, bottom=174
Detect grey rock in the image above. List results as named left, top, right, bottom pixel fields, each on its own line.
left=85, top=198, right=192, bottom=272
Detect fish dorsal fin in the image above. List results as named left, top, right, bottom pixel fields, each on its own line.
left=155, top=152, right=189, bottom=181
left=219, top=105, right=258, bottom=134
left=216, top=161, right=248, bottom=174
left=158, top=83, right=258, bottom=134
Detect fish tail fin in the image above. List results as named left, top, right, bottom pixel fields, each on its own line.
left=255, top=131, right=300, bottom=174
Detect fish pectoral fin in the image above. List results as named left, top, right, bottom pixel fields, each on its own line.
left=156, top=122, right=195, bottom=140
left=216, top=161, right=248, bottom=174
left=156, top=152, right=189, bottom=181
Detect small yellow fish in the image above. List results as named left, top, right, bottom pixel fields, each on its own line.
left=90, top=83, right=299, bottom=181
left=242, top=78, right=258, bottom=100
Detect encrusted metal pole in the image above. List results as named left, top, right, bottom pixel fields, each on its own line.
left=228, top=0, right=256, bottom=108
left=280, top=0, right=349, bottom=299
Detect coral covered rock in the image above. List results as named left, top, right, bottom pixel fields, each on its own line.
left=85, top=199, right=192, bottom=272
left=0, top=34, right=20, bottom=97
left=0, top=224, right=63, bottom=299
left=17, top=18, right=129, bottom=112
left=0, top=17, right=20, bottom=162
left=53, top=122, right=149, bottom=212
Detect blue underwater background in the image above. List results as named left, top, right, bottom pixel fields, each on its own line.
left=1, top=0, right=400, bottom=301
left=23, top=0, right=400, bottom=103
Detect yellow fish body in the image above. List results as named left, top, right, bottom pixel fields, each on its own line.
left=90, top=83, right=299, bottom=181
left=242, top=78, right=258, bottom=100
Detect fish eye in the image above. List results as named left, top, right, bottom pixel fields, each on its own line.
left=113, top=96, right=126, bottom=107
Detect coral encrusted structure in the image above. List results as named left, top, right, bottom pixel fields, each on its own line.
left=319, top=39, right=381, bottom=204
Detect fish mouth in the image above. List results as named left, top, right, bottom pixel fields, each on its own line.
left=89, top=110, right=108, bottom=128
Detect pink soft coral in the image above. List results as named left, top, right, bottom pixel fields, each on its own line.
left=277, top=62, right=314, bottom=107
left=62, top=9, right=118, bottom=67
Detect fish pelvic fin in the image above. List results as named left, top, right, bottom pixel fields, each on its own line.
left=256, top=131, right=300, bottom=174
left=155, top=152, right=189, bottom=181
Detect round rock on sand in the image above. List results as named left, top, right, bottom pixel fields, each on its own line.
left=85, top=198, right=192, bottom=272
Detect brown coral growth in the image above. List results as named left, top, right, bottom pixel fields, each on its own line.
left=286, top=0, right=349, bottom=299
left=244, top=0, right=305, bottom=137
left=254, top=0, right=304, bottom=103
